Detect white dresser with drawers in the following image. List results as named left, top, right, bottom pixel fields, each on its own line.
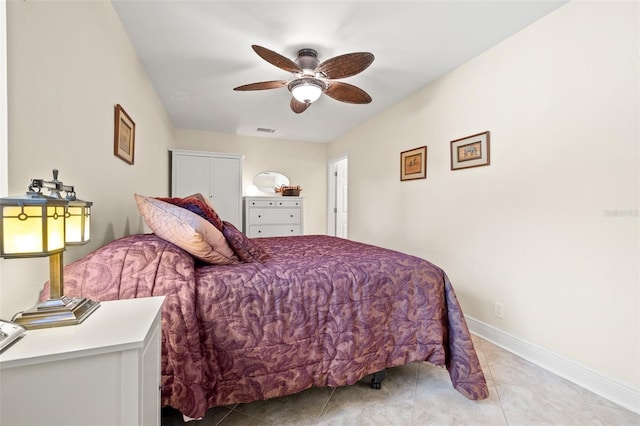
left=243, top=196, right=304, bottom=237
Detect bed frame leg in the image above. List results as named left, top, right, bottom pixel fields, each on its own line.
left=370, top=370, right=386, bottom=389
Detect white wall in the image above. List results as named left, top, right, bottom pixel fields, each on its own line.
left=173, top=128, right=328, bottom=235
left=329, top=0, right=639, bottom=391
left=1, top=1, right=175, bottom=317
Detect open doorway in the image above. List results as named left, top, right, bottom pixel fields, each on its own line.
left=328, top=155, right=348, bottom=238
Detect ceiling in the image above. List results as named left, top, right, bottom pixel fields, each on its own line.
left=112, top=1, right=566, bottom=144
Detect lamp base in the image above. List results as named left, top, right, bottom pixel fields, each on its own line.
left=14, top=296, right=100, bottom=330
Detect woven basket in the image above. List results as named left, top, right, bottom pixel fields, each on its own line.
left=282, top=188, right=301, bottom=196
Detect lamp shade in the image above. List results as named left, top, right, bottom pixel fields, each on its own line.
left=0, top=194, right=68, bottom=258
left=0, top=173, right=101, bottom=330
left=65, top=198, right=92, bottom=245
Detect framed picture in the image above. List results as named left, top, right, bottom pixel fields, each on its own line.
left=450, top=131, right=490, bottom=170
left=400, top=146, right=427, bottom=181
left=114, top=104, right=135, bottom=164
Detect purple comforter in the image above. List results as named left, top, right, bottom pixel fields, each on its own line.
left=43, top=233, right=488, bottom=418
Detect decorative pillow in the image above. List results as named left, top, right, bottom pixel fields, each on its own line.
left=156, top=193, right=224, bottom=232
left=222, top=221, right=268, bottom=263
left=134, top=194, right=239, bottom=265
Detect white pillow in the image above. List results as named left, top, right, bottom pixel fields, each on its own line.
left=134, top=194, right=239, bottom=265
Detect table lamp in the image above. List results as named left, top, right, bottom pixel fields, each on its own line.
left=0, top=170, right=99, bottom=329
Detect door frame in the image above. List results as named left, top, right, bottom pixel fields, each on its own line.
left=327, top=153, right=348, bottom=237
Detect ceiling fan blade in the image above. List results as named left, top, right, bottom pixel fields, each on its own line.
left=252, top=45, right=302, bottom=74
left=290, top=97, right=310, bottom=114
left=233, top=80, right=288, bottom=91
left=316, top=52, right=374, bottom=79
left=324, top=81, right=372, bottom=104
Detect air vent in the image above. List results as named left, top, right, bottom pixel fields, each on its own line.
left=256, top=127, right=275, bottom=133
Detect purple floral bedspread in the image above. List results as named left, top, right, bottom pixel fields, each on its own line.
left=43, top=233, right=488, bottom=418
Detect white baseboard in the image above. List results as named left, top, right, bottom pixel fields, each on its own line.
left=465, top=315, right=640, bottom=415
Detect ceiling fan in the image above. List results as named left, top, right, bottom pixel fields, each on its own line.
left=234, top=45, right=375, bottom=114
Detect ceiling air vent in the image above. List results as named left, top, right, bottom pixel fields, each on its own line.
left=256, top=127, right=275, bottom=133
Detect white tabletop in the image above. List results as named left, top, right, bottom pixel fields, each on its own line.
left=0, top=296, right=164, bottom=368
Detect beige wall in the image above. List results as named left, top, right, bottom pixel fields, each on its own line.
left=1, top=1, right=175, bottom=316
left=173, top=129, right=328, bottom=235
left=329, top=1, right=639, bottom=390
left=1, top=0, right=637, bottom=408
left=0, top=1, right=329, bottom=319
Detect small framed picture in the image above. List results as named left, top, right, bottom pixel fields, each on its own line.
left=450, top=131, right=490, bottom=170
left=400, top=146, right=427, bottom=181
left=114, top=104, right=135, bottom=165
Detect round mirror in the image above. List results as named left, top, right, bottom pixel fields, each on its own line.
left=253, top=171, right=290, bottom=193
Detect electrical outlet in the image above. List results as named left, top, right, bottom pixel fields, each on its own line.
left=494, top=302, right=504, bottom=319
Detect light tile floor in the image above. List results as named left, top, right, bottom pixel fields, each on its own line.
left=161, top=336, right=640, bottom=425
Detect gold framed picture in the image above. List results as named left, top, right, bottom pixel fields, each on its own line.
left=400, top=146, right=427, bottom=181
left=450, top=131, right=490, bottom=170
left=114, top=104, right=135, bottom=165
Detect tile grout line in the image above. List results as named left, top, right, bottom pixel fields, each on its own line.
left=480, top=339, right=511, bottom=426
left=313, top=386, right=336, bottom=425
left=410, top=362, right=420, bottom=425
left=225, top=403, right=277, bottom=426
left=215, top=408, right=235, bottom=426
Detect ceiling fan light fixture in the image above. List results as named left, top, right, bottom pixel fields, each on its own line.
left=237, top=45, right=374, bottom=113
left=289, top=78, right=326, bottom=104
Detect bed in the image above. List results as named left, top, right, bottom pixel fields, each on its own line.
left=40, top=194, right=488, bottom=419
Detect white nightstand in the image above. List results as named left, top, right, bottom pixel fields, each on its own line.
left=0, top=296, right=164, bottom=426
